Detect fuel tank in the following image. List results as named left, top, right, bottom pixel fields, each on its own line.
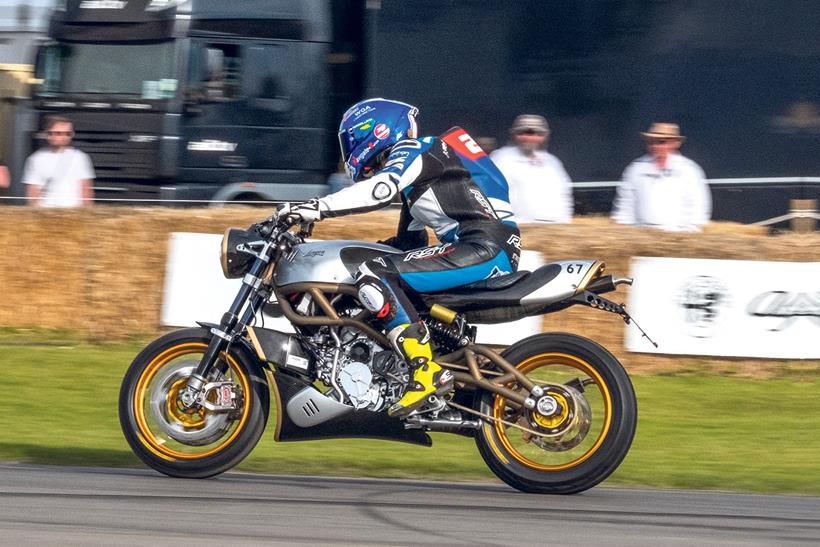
left=273, top=240, right=401, bottom=286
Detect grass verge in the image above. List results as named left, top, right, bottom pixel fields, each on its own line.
left=1, top=329, right=818, bottom=494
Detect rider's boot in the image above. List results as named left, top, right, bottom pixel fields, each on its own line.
left=387, top=322, right=454, bottom=417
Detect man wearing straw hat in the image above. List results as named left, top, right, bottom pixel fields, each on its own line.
left=611, top=122, right=711, bottom=231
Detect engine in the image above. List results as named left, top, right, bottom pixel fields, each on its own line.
left=310, top=327, right=410, bottom=412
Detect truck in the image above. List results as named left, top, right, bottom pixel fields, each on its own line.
left=9, top=0, right=820, bottom=221
left=0, top=0, right=51, bottom=194
left=19, top=0, right=363, bottom=204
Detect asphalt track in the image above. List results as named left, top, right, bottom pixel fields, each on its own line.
left=1, top=463, right=818, bottom=546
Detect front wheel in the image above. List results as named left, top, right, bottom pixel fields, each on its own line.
left=474, top=333, right=637, bottom=494
left=119, top=328, right=269, bottom=478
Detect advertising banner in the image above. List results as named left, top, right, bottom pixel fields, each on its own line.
left=161, top=232, right=543, bottom=345
left=161, top=232, right=293, bottom=332
left=626, top=257, right=820, bottom=359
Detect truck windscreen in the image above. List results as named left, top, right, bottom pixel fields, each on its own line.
left=36, top=41, right=178, bottom=98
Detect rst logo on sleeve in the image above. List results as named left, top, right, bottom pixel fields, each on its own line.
left=442, top=127, right=486, bottom=161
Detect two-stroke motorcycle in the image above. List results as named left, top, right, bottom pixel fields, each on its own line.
left=119, top=216, right=643, bottom=494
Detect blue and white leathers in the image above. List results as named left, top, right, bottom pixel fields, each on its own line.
left=316, top=125, right=522, bottom=331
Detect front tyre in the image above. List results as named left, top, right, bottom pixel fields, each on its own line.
left=475, top=333, right=636, bottom=494
left=119, top=328, right=269, bottom=478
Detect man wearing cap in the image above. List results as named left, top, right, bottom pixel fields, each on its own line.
left=490, top=114, right=573, bottom=224
left=611, top=122, right=711, bottom=232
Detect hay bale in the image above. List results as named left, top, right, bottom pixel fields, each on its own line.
left=2, top=206, right=819, bottom=373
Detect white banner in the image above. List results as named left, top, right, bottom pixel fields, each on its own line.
left=626, top=257, right=820, bottom=359
left=161, top=232, right=293, bottom=332
left=161, top=232, right=542, bottom=345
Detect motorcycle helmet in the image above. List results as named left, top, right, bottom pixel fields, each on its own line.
left=338, top=98, right=419, bottom=181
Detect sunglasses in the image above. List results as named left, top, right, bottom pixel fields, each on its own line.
left=516, top=129, right=547, bottom=136
left=47, top=130, right=73, bottom=137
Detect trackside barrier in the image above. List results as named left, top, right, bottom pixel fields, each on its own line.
left=1, top=207, right=818, bottom=369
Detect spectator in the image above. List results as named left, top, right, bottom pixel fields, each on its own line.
left=476, top=136, right=498, bottom=154
left=611, top=122, right=711, bottom=231
left=0, top=164, right=8, bottom=189
left=24, top=116, right=95, bottom=208
left=490, top=114, right=573, bottom=223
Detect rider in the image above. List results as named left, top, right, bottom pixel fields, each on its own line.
left=276, top=98, right=521, bottom=417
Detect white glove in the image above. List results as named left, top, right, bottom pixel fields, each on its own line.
left=277, top=199, right=324, bottom=223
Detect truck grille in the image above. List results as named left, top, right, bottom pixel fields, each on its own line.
left=72, top=130, right=159, bottom=180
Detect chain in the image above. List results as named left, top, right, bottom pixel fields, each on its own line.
left=445, top=400, right=554, bottom=439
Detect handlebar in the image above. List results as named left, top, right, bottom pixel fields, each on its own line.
left=251, top=215, right=313, bottom=241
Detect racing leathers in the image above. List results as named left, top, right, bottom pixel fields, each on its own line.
left=292, top=127, right=521, bottom=416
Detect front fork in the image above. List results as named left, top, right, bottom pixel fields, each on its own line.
left=181, top=242, right=275, bottom=408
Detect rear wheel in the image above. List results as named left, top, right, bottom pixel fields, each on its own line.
left=474, top=333, right=636, bottom=494
left=119, top=328, right=269, bottom=478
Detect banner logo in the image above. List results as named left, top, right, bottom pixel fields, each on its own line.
left=678, top=276, right=730, bottom=337
left=746, top=291, right=820, bottom=331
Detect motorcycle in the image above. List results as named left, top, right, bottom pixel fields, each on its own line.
left=119, top=216, right=642, bottom=494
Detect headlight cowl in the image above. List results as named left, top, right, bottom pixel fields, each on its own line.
left=220, top=227, right=259, bottom=279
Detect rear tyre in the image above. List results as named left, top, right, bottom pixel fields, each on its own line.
left=474, top=333, right=636, bottom=494
left=119, top=328, right=269, bottom=478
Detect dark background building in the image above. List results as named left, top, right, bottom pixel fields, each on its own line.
left=3, top=0, right=818, bottom=222
left=369, top=1, right=819, bottom=220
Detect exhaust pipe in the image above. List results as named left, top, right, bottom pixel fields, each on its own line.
left=586, top=275, right=633, bottom=294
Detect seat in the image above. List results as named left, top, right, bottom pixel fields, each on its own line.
left=420, top=264, right=562, bottom=312
left=459, top=270, right=530, bottom=291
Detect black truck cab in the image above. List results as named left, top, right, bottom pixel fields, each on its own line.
left=31, top=0, right=362, bottom=204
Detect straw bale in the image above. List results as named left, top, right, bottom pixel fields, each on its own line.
left=1, top=206, right=818, bottom=374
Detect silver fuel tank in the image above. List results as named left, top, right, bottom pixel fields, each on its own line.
left=273, top=240, right=401, bottom=287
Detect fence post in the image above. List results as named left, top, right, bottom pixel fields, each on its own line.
left=790, top=199, right=817, bottom=233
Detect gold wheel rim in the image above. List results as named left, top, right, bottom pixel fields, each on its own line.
left=492, top=352, right=613, bottom=471
left=133, top=342, right=252, bottom=460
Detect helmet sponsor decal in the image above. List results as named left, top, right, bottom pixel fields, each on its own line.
left=343, top=104, right=375, bottom=123
left=352, top=118, right=376, bottom=138
left=374, top=123, right=390, bottom=140
left=353, top=146, right=372, bottom=165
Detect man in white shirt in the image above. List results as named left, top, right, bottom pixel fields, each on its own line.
left=611, top=122, right=711, bottom=232
left=490, top=114, right=573, bottom=224
left=24, top=116, right=95, bottom=208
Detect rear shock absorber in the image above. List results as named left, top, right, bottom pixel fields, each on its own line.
left=425, top=304, right=476, bottom=353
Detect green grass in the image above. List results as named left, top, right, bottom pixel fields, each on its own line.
left=1, top=329, right=819, bottom=494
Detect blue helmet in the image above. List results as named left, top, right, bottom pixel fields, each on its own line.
left=338, top=98, right=419, bottom=181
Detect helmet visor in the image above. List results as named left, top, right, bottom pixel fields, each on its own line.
left=338, top=129, right=354, bottom=162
